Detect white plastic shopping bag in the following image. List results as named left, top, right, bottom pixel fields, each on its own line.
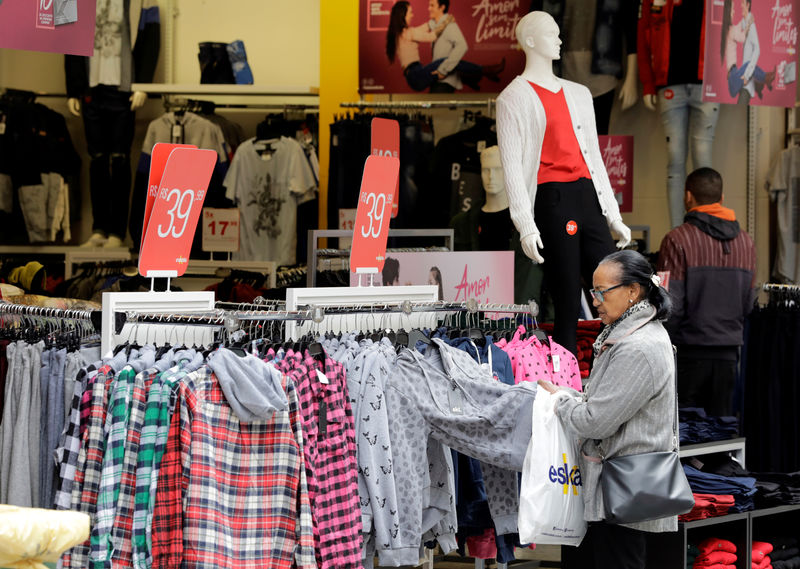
left=518, top=385, right=587, bottom=546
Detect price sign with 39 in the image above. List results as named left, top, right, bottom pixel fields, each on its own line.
left=138, top=147, right=218, bottom=277
left=349, top=155, right=400, bottom=275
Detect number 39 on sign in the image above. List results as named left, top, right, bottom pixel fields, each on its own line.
left=139, top=148, right=218, bottom=278
left=350, top=155, right=400, bottom=275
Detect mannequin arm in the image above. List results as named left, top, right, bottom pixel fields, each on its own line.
left=643, top=93, right=657, bottom=111
left=521, top=233, right=545, bottom=264
left=130, top=91, right=147, bottom=111
left=610, top=219, right=632, bottom=248
left=618, top=53, right=638, bottom=110
left=67, top=98, right=81, bottom=117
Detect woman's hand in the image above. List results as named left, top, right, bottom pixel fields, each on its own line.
left=537, top=379, right=558, bottom=394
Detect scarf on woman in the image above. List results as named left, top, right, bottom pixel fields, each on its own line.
left=592, top=300, right=652, bottom=357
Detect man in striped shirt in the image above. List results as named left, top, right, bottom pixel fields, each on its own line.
left=657, top=167, right=756, bottom=416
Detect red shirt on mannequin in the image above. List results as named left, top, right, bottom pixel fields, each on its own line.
left=530, top=82, right=592, bottom=185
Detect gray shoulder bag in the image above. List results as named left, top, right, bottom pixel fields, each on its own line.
left=598, top=365, right=695, bottom=524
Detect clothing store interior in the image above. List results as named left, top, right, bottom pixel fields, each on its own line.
left=1, top=1, right=799, bottom=568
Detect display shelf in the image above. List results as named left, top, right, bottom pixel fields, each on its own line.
left=680, top=437, right=746, bottom=466
left=749, top=504, right=800, bottom=518
left=682, top=511, right=750, bottom=529
left=0, top=245, right=132, bottom=279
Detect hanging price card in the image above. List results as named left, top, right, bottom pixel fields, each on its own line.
left=202, top=208, right=240, bottom=252
left=349, top=155, right=400, bottom=276
left=371, top=118, right=400, bottom=218
left=142, top=143, right=196, bottom=240
left=138, top=148, right=217, bottom=277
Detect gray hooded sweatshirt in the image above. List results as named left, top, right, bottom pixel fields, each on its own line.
left=206, top=347, right=288, bottom=421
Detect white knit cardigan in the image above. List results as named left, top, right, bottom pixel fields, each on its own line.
left=495, top=75, right=623, bottom=240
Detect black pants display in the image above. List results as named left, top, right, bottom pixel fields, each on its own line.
left=534, top=177, right=615, bottom=356
left=677, top=353, right=737, bottom=416
left=561, top=521, right=647, bottom=569
left=82, top=85, right=135, bottom=237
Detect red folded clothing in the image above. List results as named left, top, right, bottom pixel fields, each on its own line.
left=698, top=538, right=737, bottom=555
left=753, top=542, right=775, bottom=560
left=693, top=564, right=736, bottom=569
left=751, top=561, right=772, bottom=569
left=694, top=551, right=738, bottom=566
left=680, top=494, right=735, bottom=522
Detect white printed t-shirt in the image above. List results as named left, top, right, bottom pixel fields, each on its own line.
left=224, top=137, right=316, bottom=265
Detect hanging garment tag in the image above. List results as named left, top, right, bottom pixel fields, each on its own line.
left=0, top=117, right=6, bottom=136
left=448, top=386, right=464, bottom=415
left=477, top=140, right=486, bottom=153
left=319, top=400, right=328, bottom=436
left=316, top=369, right=330, bottom=384
left=261, top=151, right=272, bottom=161
left=171, top=124, right=183, bottom=143
left=553, top=354, right=561, bottom=373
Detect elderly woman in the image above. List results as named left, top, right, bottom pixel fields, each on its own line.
left=538, top=249, right=677, bottom=569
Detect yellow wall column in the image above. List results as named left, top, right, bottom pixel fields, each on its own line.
left=319, top=0, right=361, bottom=230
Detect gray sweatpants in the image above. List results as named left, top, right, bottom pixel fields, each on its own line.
left=384, top=343, right=535, bottom=565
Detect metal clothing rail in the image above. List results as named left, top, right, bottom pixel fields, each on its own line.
left=298, top=299, right=539, bottom=317
left=763, top=283, right=800, bottom=292
left=0, top=301, right=98, bottom=323
left=340, top=99, right=495, bottom=111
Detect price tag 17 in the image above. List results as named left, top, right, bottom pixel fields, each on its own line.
left=202, top=208, right=240, bottom=253
left=371, top=118, right=400, bottom=219
left=350, top=155, right=400, bottom=276
left=143, top=143, right=196, bottom=240
left=139, top=148, right=217, bottom=278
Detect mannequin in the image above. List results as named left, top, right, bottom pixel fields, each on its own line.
left=476, top=146, right=513, bottom=252
left=65, top=0, right=159, bottom=248
left=496, top=11, right=631, bottom=355
left=638, top=0, right=720, bottom=228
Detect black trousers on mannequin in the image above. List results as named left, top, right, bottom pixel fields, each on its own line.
left=534, top=177, right=615, bottom=356
left=561, top=521, right=647, bottom=569
left=82, top=85, right=135, bottom=238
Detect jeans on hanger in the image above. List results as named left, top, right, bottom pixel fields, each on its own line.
left=658, top=84, right=720, bottom=228
left=82, top=85, right=136, bottom=238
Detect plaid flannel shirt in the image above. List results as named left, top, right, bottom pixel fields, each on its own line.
left=53, top=365, right=96, bottom=510
left=133, top=354, right=201, bottom=569
left=90, top=365, right=136, bottom=569
left=151, top=365, right=316, bottom=569
left=61, top=366, right=114, bottom=569
left=282, top=353, right=363, bottom=569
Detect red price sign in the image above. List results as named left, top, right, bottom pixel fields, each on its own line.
left=143, top=143, right=196, bottom=239
left=371, top=118, right=399, bottom=218
left=350, top=155, right=400, bottom=276
left=138, top=148, right=217, bottom=277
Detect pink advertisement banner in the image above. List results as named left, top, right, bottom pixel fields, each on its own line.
left=359, top=0, right=528, bottom=94
left=702, top=0, right=798, bottom=106
left=350, top=250, right=514, bottom=305
left=0, top=0, right=96, bottom=57
left=598, top=135, right=634, bottom=213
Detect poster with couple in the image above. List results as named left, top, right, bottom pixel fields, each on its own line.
left=359, top=0, right=528, bottom=94
left=702, top=0, right=799, bottom=106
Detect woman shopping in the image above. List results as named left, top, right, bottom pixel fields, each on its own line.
left=538, top=250, right=677, bottom=568
left=385, top=1, right=504, bottom=92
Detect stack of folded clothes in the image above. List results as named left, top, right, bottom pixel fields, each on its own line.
left=760, top=538, right=800, bottom=569
left=693, top=537, right=737, bottom=569
left=679, top=493, right=735, bottom=522
left=684, top=465, right=758, bottom=513
left=752, top=541, right=774, bottom=569
left=749, top=472, right=800, bottom=507
left=679, top=407, right=740, bottom=444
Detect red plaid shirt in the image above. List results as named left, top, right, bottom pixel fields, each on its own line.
left=151, top=365, right=315, bottom=569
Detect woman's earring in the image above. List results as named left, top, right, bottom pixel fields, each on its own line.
left=628, top=299, right=633, bottom=304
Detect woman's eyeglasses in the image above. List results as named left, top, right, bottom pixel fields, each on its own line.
left=589, top=283, right=625, bottom=303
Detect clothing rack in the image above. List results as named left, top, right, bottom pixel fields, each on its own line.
left=0, top=87, right=69, bottom=99
left=0, top=300, right=99, bottom=323
left=162, top=96, right=319, bottom=113
left=339, top=99, right=496, bottom=113
left=763, top=283, right=800, bottom=292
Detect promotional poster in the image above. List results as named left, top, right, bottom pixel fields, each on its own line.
left=359, top=0, right=528, bottom=94
left=350, top=250, right=514, bottom=305
left=702, top=0, right=798, bottom=106
left=598, top=135, right=634, bottom=213
left=0, top=0, right=95, bottom=56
